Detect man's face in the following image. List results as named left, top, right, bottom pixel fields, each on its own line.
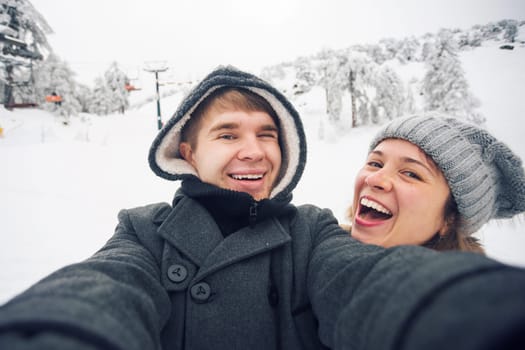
left=179, top=109, right=282, bottom=200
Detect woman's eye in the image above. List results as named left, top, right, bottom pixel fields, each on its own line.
left=403, top=171, right=422, bottom=180
left=367, top=161, right=382, bottom=168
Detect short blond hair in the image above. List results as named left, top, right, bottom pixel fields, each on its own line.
left=180, top=87, right=280, bottom=148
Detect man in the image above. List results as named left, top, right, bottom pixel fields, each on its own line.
left=0, top=66, right=524, bottom=349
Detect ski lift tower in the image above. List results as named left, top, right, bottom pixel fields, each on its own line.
left=144, top=61, right=168, bottom=130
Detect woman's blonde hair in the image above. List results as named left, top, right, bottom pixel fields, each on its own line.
left=420, top=196, right=484, bottom=253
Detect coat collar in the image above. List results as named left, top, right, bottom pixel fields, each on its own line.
left=158, top=195, right=291, bottom=279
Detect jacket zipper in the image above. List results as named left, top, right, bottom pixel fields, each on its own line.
left=249, top=201, right=258, bottom=228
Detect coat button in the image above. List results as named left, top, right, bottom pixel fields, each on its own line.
left=167, top=264, right=188, bottom=283
left=190, top=282, right=211, bottom=302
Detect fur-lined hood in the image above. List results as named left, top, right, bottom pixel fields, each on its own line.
left=148, top=65, right=307, bottom=201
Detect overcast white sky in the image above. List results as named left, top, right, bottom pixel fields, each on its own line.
left=32, top=0, right=524, bottom=85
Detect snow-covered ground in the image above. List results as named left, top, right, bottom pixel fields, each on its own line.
left=1, top=43, right=525, bottom=305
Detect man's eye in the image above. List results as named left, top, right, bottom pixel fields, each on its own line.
left=219, top=134, right=235, bottom=140
left=259, top=133, right=278, bottom=139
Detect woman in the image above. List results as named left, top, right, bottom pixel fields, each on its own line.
left=344, top=113, right=525, bottom=253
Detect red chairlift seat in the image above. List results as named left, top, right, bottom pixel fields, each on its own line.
left=125, top=83, right=140, bottom=91
left=45, top=94, right=62, bottom=103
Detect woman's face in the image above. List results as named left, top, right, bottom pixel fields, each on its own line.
left=351, top=139, right=451, bottom=247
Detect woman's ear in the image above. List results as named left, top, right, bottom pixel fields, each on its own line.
left=438, top=214, right=455, bottom=237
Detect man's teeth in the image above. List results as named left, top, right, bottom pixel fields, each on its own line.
left=231, top=174, right=263, bottom=180
left=360, top=198, right=392, bottom=215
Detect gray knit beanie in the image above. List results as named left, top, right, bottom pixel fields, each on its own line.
left=369, top=112, right=525, bottom=235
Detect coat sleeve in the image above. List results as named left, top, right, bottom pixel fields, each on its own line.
left=304, top=205, right=525, bottom=350
left=0, top=204, right=172, bottom=350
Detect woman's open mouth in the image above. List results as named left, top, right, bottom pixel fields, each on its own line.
left=358, top=197, right=393, bottom=221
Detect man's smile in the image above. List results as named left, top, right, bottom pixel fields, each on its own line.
left=230, top=173, right=265, bottom=180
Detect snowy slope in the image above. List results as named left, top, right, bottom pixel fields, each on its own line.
left=1, top=43, right=524, bottom=305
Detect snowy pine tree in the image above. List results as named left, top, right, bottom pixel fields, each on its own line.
left=501, top=19, right=519, bottom=43
left=396, top=37, right=420, bottom=63
left=260, top=64, right=285, bottom=82
left=294, top=56, right=318, bottom=95
left=1, top=0, right=53, bottom=105
left=403, top=78, right=417, bottom=115
left=33, top=53, right=81, bottom=119
left=313, top=48, right=409, bottom=130
left=103, top=61, right=129, bottom=114
left=86, top=62, right=130, bottom=115
left=345, top=54, right=375, bottom=126
left=0, top=0, right=52, bottom=53
left=378, top=38, right=399, bottom=62
left=75, top=83, right=93, bottom=113
left=88, top=77, right=113, bottom=116
left=373, top=65, right=405, bottom=122
left=457, top=30, right=483, bottom=49
left=316, top=50, right=346, bottom=125
left=421, top=29, right=484, bottom=123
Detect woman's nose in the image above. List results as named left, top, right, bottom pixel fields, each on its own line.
left=365, top=170, right=392, bottom=191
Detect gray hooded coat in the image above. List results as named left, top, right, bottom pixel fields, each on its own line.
left=0, top=66, right=524, bottom=350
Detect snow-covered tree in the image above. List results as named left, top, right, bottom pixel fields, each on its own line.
left=501, top=19, right=518, bottom=43
left=33, top=53, right=81, bottom=119
left=396, top=37, right=420, bottom=63
left=457, top=29, right=483, bottom=49
left=478, top=22, right=503, bottom=41
left=294, top=56, right=318, bottom=95
left=378, top=38, right=399, bottom=62
left=1, top=0, right=53, bottom=105
left=317, top=51, right=345, bottom=125
left=403, top=78, right=417, bottom=115
left=421, top=29, right=484, bottom=123
left=315, top=49, right=407, bottom=129
left=260, top=64, right=285, bottom=82
left=75, top=83, right=94, bottom=113
left=86, top=62, right=130, bottom=115
left=373, top=65, right=405, bottom=122
left=0, top=0, right=52, bottom=55
left=345, top=55, right=376, bottom=126
left=88, top=76, right=113, bottom=116
left=316, top=49, right=359, bottom=128
left=104, top=61, right=129, bottom=114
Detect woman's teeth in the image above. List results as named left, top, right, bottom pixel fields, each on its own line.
left=360, top=198, right=392, bottom=216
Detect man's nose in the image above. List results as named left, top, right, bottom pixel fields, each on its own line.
left=238, top=136, right=264, bottom=161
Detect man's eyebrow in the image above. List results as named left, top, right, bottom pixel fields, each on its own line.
left=208, top=123, right=279, bottom=133
left=261, top=124, right=279, bottom=132
left=208, top=122, right=239, bottom=133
